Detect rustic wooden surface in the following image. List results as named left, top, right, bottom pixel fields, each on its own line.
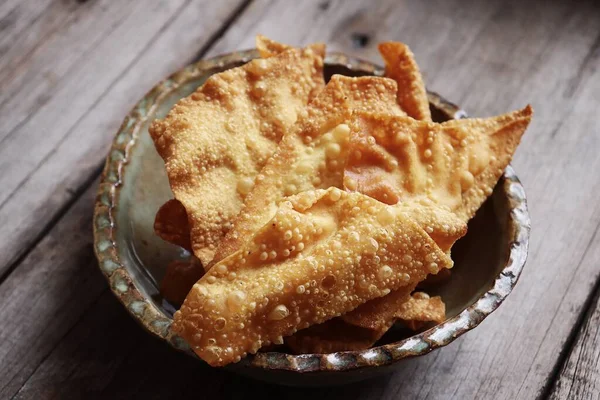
left=1, top=0, right=599, bottom=399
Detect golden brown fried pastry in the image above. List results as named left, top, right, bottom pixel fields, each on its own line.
left=154, top=199, right=192, bottom=252
left=344, top=106, right=533, bottom=220
left=210, top=74, right=404, bottom=265
left=256, top=34, right=325, bottom=59
left=287, top=198, right=465, bottom=352
left=160, top=258, right=204, bottom=306
left=150, top=44, right=325, bottom=264
left=158, top=39, right=533, bottom=362
left=172, top=188, right=457, bottom=366
left=396, top=292, right=445, bottom=331
left=152, top=37, right=319, bottom=253
left=284, top=106, right=531, bottom=353
left=295, top=43, right=433, bottom=346
left=256, top=34, right=291, bottom=57
left=379, top=42, right=431, bottom=121
left=326, top=107, right=532, bottom=346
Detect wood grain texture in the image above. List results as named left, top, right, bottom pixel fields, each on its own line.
left=0, top=0, right=57, bottom=80
left=1, top=0, right=600, bottom=399
left=0, top=183, right=106, bottom=398
left=549, top=237, right=600, bottom=400
left=0, top=0, right=247, bottom=278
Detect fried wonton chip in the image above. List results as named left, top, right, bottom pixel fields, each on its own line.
left=379, top=42, right=431, bottom=121
left=256, top=34, right=325, bottom=59
left=256, top=34, right=291, bottom=58
left=396, top=292, right=445, bottom=331
left=308, top=106, right=532, bottom=350
left=149, top=44, right=325, bottom=264
left=154, top=199, right=192, bottom=252
left=172, top=188, right=458, bottom=366
left=285, top=106, right=531, bottom=353
left=210, top=74, right=404, bottom=265
left=344, top=106, right=533, bottom=220
left=286, top=198, right=465, bottom=353
left=160, top=258, right=204, bottom=306
left=287, top=42, right=435, bottom=352
left=152, top=36, right=322, bottom=253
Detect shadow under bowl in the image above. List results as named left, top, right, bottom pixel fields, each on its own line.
left=93, top=49, right=530, bottom=386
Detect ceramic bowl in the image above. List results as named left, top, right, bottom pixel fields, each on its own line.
left=93, top=49, right=530, bottom=386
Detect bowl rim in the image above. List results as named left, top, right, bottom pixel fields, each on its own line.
left=93, top=49, right=530, bottom=374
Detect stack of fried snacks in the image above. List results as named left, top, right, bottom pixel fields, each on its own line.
left=148, top=36, right=532, bottom=366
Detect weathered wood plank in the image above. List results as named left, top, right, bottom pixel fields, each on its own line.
left=9, top=288, right=386, bottom=400
left=3, top=0, right=600, bottom=399
left=549, top=240, right=600, bottom=400
left=0, top=0, right=159, bottom=140
left=10, top=291, right=227, bottom=400
left=0, top=0, right=56, bottom=79
left=0, top=183, right=107, bottom=398
left=0, top=0, right=247, bottom=278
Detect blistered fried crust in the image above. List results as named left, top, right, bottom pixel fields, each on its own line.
left=256, top=35, right=325, bottom=60
left=341, top=200, right=467, bottom=332
left=313, top=107, right=532, bottom=348
left=379, top=42, right=431, bottom=121
left=286, top=288, right=446, bottom=353
left=285, top=285, right=411, bottom=354
left=149, top=46, right=325, bottom=264
left=210, top=75, right=404, bottom=266
left=285, top=106, right=531, bottom=351
left=153, top=37, right=325, bottom=252
left=340, top=202, right=464, bottom=328
left=396, top=292, right=445, bottom=330
left=287, top=201, right=465, bottom=352
left=340, top=284, right=417, bottom=330
left=154, top=199, right=192, bottom=251
left=256, top=35, right=291, bottom=57
left=344, top=106, right=533, bottom=220
left=172, top=188, right=455, bottom=366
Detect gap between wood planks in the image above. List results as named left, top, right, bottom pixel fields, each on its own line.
left=0, top=162, right=102, bottom=288
left=538, top=221, right=600, bottom=400
left=0, top=0, right=254, bottom=289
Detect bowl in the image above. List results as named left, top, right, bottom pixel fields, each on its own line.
left=93, top=49, right=530, bottom=386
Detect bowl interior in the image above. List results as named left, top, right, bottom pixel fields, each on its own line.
left=114, top=57, right=509, bottom=351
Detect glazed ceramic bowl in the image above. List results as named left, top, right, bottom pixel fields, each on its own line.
left=93, top=49, right=530, bottom=386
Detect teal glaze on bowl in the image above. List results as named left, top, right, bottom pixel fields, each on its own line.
left=93, top=49, right=530, bottom=386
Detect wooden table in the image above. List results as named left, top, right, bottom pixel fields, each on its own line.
left=1, top=0, right=599, bottom=398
